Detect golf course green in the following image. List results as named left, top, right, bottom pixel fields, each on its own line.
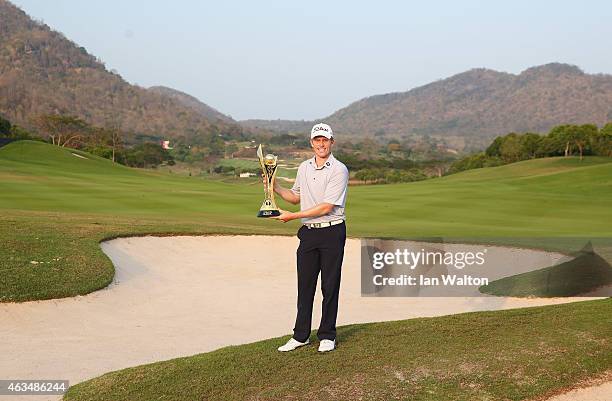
left=1, top=140, right=611, bottom=400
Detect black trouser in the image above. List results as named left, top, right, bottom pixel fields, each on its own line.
left=293, top=221, right=346, bottom=342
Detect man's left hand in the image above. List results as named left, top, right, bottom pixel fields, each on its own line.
left=272, top=209, right=296, bottom=223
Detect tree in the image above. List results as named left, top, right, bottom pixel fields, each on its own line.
left=0, top=116, right=11, bottom=137
left=120, top=143, right=174, bottom=168
left=100, top=113, right=125, bottom=163
left=88, top=126, right=124, bottom=163
left=448, top=152, right=502, bottom=174
left=34, top=114, right=89, bottom=147
left=519, top=133, right=542, bottom=159
left=485, top=136, right=504, bottom=157
left=358, top=138, right=380, bottom=159
left=208, top=135, right=226, bottom=157
left=105, top=126, right=123, bottom=163
left=592, top=124, right=612, bottom=157
left=500, top=133, right=522, bottom=162
left=225, top=142, right=238, bottom=159
left=536, top=136, right=557, bottom=157
left=355, top=168, right=379, bottom=184
left=548, top=125, right=572, bottom=157
left=355, top=170, right=367, bottom=183
left=572, top=124, right=597, bottom=160
left=270, top=133, right=298, bottom=146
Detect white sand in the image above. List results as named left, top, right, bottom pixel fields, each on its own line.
left=0, top=235, right=607, bottom=401
left=545, top=381, right=612, bottom=401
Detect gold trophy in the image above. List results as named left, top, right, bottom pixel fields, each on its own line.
left=257, top=144, right=281, bottom=217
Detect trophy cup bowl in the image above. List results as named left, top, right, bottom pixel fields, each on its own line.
left=257, top=144, right=281, bottom=218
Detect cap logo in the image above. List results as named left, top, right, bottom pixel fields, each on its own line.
left=311, top=123, right=333, bottom=139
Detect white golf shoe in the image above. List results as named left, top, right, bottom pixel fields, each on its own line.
left=277, top=338, right=310, bottom=352
left=318, top=339, right=336, bottom=352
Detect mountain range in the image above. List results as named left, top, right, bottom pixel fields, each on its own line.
left=147, top=86, right=234, bottom=124
left=0, top=0, right=242, bottom=141
left=242, top=63, right=612, bottom=148
left=2, top=0, right=612, bottom=150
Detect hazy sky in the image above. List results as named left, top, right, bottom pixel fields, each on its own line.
left=11, top=0, right=612, bottom=120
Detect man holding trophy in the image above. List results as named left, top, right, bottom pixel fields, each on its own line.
left=258, top=123, right=349, bottom=353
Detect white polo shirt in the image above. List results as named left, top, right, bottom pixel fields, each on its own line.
left=291, top=153, right=349, bottom=224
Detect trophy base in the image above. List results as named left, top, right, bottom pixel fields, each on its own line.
left=257, top=210, right=281, bottom=218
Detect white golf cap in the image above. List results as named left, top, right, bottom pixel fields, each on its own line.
left=311, top=123, right=333, bottom=139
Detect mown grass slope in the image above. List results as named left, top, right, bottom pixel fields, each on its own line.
left=64, top=299, right=612, bottom=401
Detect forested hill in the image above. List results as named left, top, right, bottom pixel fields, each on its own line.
left=242, top=63, right=612, bottom=148
left=148, top=86, right=234, bottom=124
left=0, top=0, right=243, bottom=140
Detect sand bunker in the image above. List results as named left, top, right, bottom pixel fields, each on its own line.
left=70, top=152, right=88, bottom=159
left=546, top=380, right=612, bottom=401
left=0, top=235, right=607, bottom=401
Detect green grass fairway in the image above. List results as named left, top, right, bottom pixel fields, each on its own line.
left=2, top=141, right=611, bottom=400
left=64, top=299, right=612, bottom=401
left=348, top=156, right=612, bottom=238
left=217, top=157, right=298, bottom=178
left=1, top=140, right=611, bottom=301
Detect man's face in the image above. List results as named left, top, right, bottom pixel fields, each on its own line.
left=311, top=136, right=334, bottom=158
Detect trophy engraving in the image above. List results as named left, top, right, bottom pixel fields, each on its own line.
left=257, top=144, right=281, bottom=218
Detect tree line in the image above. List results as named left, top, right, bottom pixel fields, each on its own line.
left=334, top=150, right=447, bottom=184
left=0, top=112, right=258, bottom=169
left=0, top=114, right=174, bottom=168
left=449, top=123, right=612, bottom=174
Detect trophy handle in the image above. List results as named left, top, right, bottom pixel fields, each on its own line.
left=257, top=144, right=265, bottom=171
left=257, top=144, right=268, bottom=193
